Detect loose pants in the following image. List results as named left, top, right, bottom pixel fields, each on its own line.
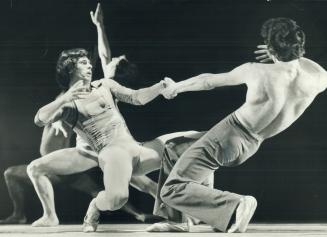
left=160, top=113, right=263, bottom=232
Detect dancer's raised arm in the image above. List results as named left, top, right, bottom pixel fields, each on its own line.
left=90, top=3, right=113, bottom=78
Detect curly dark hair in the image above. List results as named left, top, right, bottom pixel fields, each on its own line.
left=112, top=58, right=139, bottom=87
left=261, top=17, right=305, bottom=62
left=56, top=48, right=90, bottom=91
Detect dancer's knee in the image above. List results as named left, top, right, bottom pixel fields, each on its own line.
left=104, top=189, right=129, bottom=211
left=27, top=161, right=43, bottom=179
left=4, top=166, right=18, bottom=180
left=160, top=182, right=187, bottom=205
left=160, top=183, right=176, bottom=205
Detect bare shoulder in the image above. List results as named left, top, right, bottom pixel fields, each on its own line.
left=233, top=62, right=267, bottom=80
left=300, top=57, right=327, bottom=92
left=240, top=62, right=269, bottom=73
left=229, top=62, right=259, bottom=78
left=299, top=57, right=326, bottom=73
left=233, top=62, right=258, bottom=71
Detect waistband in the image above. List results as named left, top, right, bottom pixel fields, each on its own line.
left=231, top=112, right=264, bottom=142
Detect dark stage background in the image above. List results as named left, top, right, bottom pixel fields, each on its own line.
left=1, top=0, right=327, bottom=223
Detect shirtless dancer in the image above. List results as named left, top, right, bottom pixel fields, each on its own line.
left=159, top=17, right=327, bottom=233
left=0, top=121, right=73, bottom=224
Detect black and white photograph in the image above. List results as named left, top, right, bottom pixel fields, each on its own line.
left=1, top=0, right=327, bottom=236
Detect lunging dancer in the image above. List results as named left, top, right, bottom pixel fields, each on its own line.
left=26, top=3, right=163, bottom=227
left=159, top=18, right=327, bottom=233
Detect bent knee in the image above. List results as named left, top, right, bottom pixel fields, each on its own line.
left=105, top=191, right=129, bottom=211
left=160, top=182, right=187, bottom=205
left=4, top=166, right=21, bottom=179
left=160, top=184, right=173, bottom=204
left=27, top=161, right=44, bottom=178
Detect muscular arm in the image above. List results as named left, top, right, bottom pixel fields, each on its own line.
left=103, top=79, right=165, bottom=105
left=91, top=3, right=113, bottom=78
left=35, top=81, right=86, bottom=126
left=96, top=23, right=111, bottom=74
left=172, top=63, right=251, bottom=95
left=34, top=96, right=69, bottom=127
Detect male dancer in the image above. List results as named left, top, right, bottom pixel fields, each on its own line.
left=0, top=119, right=161, bottom=224
left=27, top=3, right=199, bottom=231
left=27, top=4, right=210, bottom=231
left=25, top=3, right=162, bottom=227
left=160, top=17, right=327, bottom=233
left=0, top=121, right=72, bottom=224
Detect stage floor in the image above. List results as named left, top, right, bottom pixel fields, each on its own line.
left=0, top=223, right=326, bottom=237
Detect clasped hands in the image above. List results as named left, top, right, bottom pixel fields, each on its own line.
left=161, top=77, right=179, bottom=99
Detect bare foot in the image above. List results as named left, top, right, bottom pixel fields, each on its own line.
left=0, top=215, right=27, bottom=224
left=228, top=196, right=257, bottom=233
left=31, top=216, right=59, bottom=227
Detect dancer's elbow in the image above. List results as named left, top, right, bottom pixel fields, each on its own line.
left=34, top=112, right=46, bottom=127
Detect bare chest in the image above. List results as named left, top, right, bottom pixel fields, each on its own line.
left=76, top=87, right=118, bottom=118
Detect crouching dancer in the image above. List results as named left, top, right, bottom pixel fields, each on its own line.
left=30, top=45, right=175, bottom=231
left=160, top=17, right=327, bottom=233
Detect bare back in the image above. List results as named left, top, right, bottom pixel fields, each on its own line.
left=236, top=58, right=327, bottom=139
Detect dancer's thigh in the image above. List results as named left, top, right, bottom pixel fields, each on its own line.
left=5, top=165, right=28, bottom=180
left=99, top=147, right=133, bottom=194
left=133, top=145, right=161, bottom=176
left=30, top=148, right=98, bottom=176
left=130, top=175, right=155, bottom=192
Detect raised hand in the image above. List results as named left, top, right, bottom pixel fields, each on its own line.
left=51, top=120, right=68, bottom=138
left=90, top=3, right=104, bottom=26
left=62, top=80, right=89, bottom=102
left=161, top=77, right=178, bottom=99
left=254, top=45, right=273, bottom=63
